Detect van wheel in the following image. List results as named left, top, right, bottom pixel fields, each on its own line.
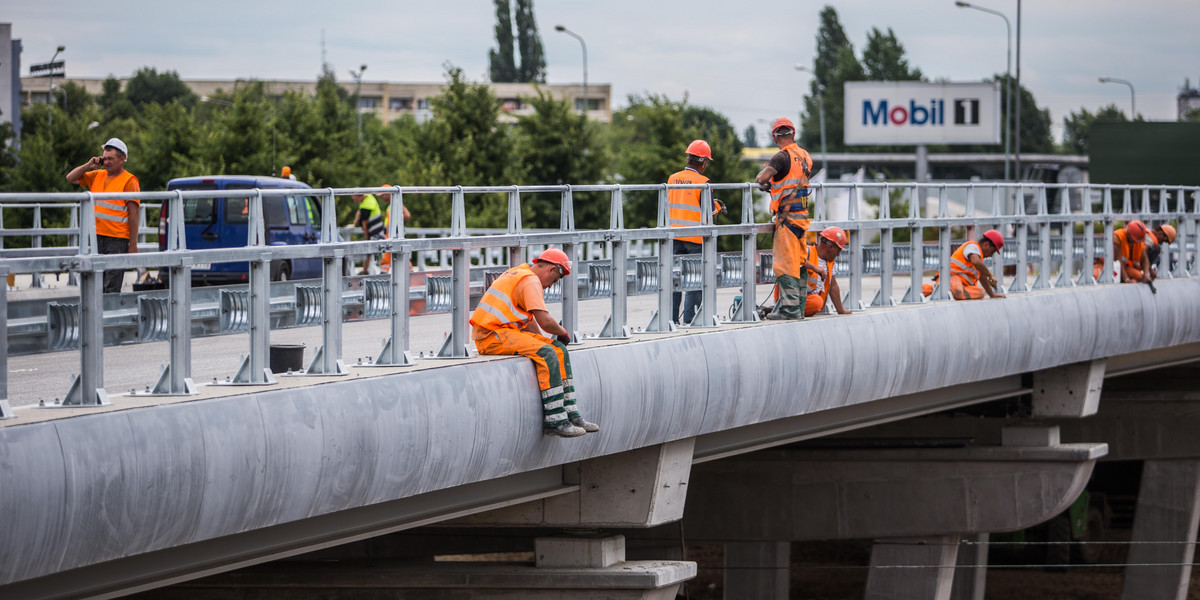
left=271, top=260, right=291, bottom=282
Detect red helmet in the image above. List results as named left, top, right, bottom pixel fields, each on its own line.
left=1126, top=220, right=1148, bottom=243
left=982, top=229, right=1004, bottom=250
left=819, top=227, right=847, bottom=250
left=534, top=247, right=572, bottom=276
left=685, top=139, right=712, bottom=160
left=771, top=117, right=795, bottom=135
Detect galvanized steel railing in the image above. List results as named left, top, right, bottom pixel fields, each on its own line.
left=0, top=181, right=1195, bottom=417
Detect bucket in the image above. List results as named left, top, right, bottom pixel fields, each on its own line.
left=270, top=344, right=306, bottom=374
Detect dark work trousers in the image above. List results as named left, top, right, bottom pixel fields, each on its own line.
left=97, top=234, right=130, bottom=293
left=672, top=239, right=702, bottom=325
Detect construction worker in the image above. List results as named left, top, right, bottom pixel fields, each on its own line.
left=804, top=227, right=852, bottom=317
left=755, top=117, right=814, bottom=319
left=667, top=140, right=725, bottom=325
left=65, top=137, right=140, bottom=293
left=376, top=185, right=412, bottom=273
left=352, top=191, right=386, bottom=274
left=471, top=248, right=599, bottom=438
left=1093, top=220, right=1151, bottom=283
left=1143, top=223, right=1176, bottom=278
left=948, top=230, right=1006, bottom=300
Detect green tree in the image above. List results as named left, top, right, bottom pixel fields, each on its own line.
left=7, top=103, right=104, bottom=193
left=58, top=81, right=94, bottom=119
left=1062, top=104, right=1128, bottom=155
left=125, top=67, right=197, bottom=108
left=98, top=76, right=136, bottom=121
left=860, top=27, right=923, bottom=81
left=1185, top=107, right=1200, bottom=122
left=801, top=6, right=865, bottom=154
left=130, top=101, right=203, bottom=191
left=743, top=124, right=757, bottom=148
left=514, top=0, right=546, bottom=83
left=1015, top=83, right=1055, bottom=156
left=488, top=0, right=517, bottom=83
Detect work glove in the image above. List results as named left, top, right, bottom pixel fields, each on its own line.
left=556, top=333, right=572, bottom=345
left=714, top=199, right=727, bottom=215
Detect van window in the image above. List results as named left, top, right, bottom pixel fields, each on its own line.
left=286, top=196, right=307, bottom=225
left=168, top=183, right=219, bottom=224
left=222, top=184, right=290, bottom=227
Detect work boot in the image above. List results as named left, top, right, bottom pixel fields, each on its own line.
left=570, top=415, right=600, bottom=433
left=544, top=422, right=587, bottom=438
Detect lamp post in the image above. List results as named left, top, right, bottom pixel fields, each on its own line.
left=955, top=1, right=1012, bottom=181
left=554, top=25, right=588, bottom=117
left=47, top=45, right=64, bottom=126
left=1098, top=77, right=1136, bottom=119
left=794, top=65, right=827, bottom=176
left=349, top=64, right=367, bottom=143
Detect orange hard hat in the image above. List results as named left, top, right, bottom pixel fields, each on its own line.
left=982, top=229, right=1004, bottom=250
left=820, top=226, right=847, bottom=250
left=771, top=117, right=795, bottom=134
left=534, top=247, right=572, bottom=276
left=1159, top=224, right=1177, bottom=243
left=1126, top=220, right=1147, bottom=243
left=685, top=139, right=712, bottom=160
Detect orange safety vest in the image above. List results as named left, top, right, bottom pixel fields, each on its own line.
left=769, top=143, right=813, bottom=228
left=804, top=244, right=833, bottom=301
left=83, top=170, right=139, bottom=239
left=1094, top=228, right=1144, bottom=280
left=470, top=263, right=538, bottom=332
left=950, top=240, right=983, bottom=286
left=667, top=167, right=714, bottom=244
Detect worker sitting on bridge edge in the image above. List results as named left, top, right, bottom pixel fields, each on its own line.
left=755, top=117, right=814, bottom=320
left=943, top=229, right=1006, bottom=300
left=804, top=227, right=852, bottom=317
left=470, top=248, right=599, bottom=438
left=667, top=139, right=726, bottom=325
left=1093, top=220, right=1151, bottom=283
left=1142, top=223, right=1176, bottom=279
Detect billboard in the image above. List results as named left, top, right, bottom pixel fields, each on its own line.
left=844, top=82, right=1001, bottom=145
left=1090, top=122, right=1200, bottom=186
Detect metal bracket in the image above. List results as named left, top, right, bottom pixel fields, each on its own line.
left=434, top=332, right=472, bottom=358
left=59, top=374, right=111, bottom=407
left=368, top=337, right=416, bottom=367
left=596, top=314, right=633, bottom=339
left=302, top=345, right=350, bottom=375
left=217, top=354, right=277, bottom=386
left=126, top=364, right=199, bottom=396
left=640, top=309, right=678, bottom=334
left=0, top=400, right=15, bottom=419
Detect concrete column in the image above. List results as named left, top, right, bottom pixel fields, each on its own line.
left=949, top=533, right=988, bottom=600
left=865, top=536, right=958, bottom=600
left=1121, top=458, right=1200, bottom=600
left=724, top=541, right=789, bottom=600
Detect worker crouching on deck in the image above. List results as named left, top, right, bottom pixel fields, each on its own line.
left=804, top=227, right=852, bottom=317
left=1093, top=220, right=1152, bottom=284
left=949, top=229, right=1007, bottom=300
left=470, top=248, right=599, bottom=438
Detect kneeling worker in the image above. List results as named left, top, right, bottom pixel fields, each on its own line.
left=950, top=230, right=1006, bottom=300
left=471, top=248, right=599, bottom=438
left=804, top=227, right=852, bottom=317
left=1092, top=220, right=1150, bottom=283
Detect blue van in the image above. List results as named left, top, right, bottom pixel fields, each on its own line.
left=160, top=175, right=329, bottom=285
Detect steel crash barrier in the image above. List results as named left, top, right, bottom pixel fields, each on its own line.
left=0, top=182, right=1196, bottom=417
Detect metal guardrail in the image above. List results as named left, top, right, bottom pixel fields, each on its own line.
left=0, top=181, right=1196, bottom=413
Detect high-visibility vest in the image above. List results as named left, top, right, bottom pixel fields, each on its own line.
left=358, top=194, right=385, bottom=239
left=83, top=170, right=139, bottom=239
left=950, top=240, right=983, bottom=286
left=1095, top=228, right=1144, bottom=279
left=804, top=244, right=833, bottom=300
left=470, top=263, right=538, bottom=332
left=769, top=143, right=813, bottom=229
left=667, top=167, right=714, bottom=244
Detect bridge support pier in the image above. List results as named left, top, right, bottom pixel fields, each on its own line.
left=1120, top=458, right=1200, bottom=600
left=723, top=541, right=789, bottom=600
left=865, top=536, right=958, bottom=600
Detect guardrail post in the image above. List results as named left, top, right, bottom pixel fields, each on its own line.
left=435, top=246, right=472, bottom=357
left=229, top=190, right=275, bottom=385
left=927, top=185, right=951, bottom=302
left=871, top=183, right=896, bottom=307
left=62, top=265, right=109, bottom=406
left=1032, top=186, right=1053, bottom=290
left=845, top=183, right=864, bottom=309
left=1009, top=184, right=1030, bottom=293
left=696, top=184, right=719, bottom=327
left=306, top=248, right=349, bottom=375
left=0, top=265, right=12, bottom=419
left=1097, top=187, right=1117, bottom=284
left=1056, top=186, right=1077, bottom=288
left=30, top=203, right=44, bottom=288
left=597, top=186, right=631, bottom=339
left=731, top=184, right=760, bottom=322
left=146, top=258, right=197, bottom=395
left=375, top=246, right=415, bottom=366
left=901, top=186, right=924, bottom=304
left=642, top=184, right=676, bottom=332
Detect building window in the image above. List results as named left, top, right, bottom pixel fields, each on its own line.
left=358, top=96, right=380, bottom=109
left=417, top=98, right=430, bottom=110
left=389, top=97, right=413, bottom=111
left=574, top=98, right=603, bottom=112
left=501, top=98, right=523, bottom=112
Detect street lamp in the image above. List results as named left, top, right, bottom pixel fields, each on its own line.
left=47, top=45, right=64, bottom=126
left=1098, top=77, right=1136, bottom=119
left=794, top=65, right=827, bottom=176
left=955, top=1, right=1012, bottom=181
left=349, top=64, right=367, bottom=143
left=555, top=25, right=588, bottom=117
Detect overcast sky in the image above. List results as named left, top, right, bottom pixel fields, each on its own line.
left=10, top=1, right=1199, bottom=145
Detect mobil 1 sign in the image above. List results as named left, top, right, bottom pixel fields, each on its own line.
left=844, top=82, right=1001, bottom=145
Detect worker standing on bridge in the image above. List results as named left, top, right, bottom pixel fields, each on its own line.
left=948, top=230, right=1006, bottom=300
left=1093, top=220, right=1151, bottom=283
left=804, top=227, right=852, bottom=317
left=755, top=118, right=814, bottom=320
left=471, top=248, right=599, bottom=438
left=65, top=138, right=140, bottom=294
left=377, top=185, right=412, bottom=273
left=352, top=190, right=386, bottom=274
left=667, top=140, right=726, bottom=325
